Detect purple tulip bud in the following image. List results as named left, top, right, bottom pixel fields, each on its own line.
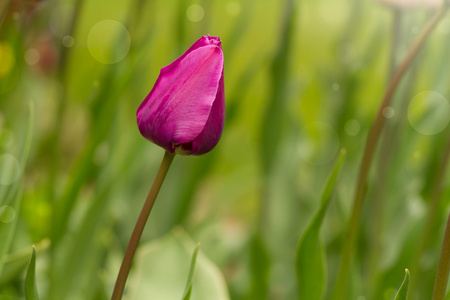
left=137, top=35, right=225, bottom=155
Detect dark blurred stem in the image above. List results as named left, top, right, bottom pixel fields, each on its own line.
left=432, top=209, right=450, bottom=300
left=368, top=7, right=403, bottom=295
left=388, top=9, right=402, bottom=81
left=333, top=6, right=449, bottom=300
left=409, top=134, right=450, bottom=298
left=0, top=0, right=12, bottom=29
left=111, top=151, right=175, bottom=300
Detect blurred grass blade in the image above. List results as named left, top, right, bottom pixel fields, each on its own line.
left=182, top=243, right=200, bottom=300
left=25, top=246, right=39, bottom=300
left=130, top=228, right=229, bottom=299
left=248, top=233, right=270, bottom=300
left=0, top=102, right=34, bottom=275
left=0, top=240, right=49, bottom=285
left=394, top=269, right=410, bottom=300
left=296, top=150, right=346, bottom=300
left=259, top=0, right=297, bottom=174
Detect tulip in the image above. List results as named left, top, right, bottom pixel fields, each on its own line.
left=137, top=35, right=225, bottom=155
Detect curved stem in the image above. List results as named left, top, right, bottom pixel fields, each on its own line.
left=111, top=151, right=175, bottom=300
left=0, top=0, right=12, bottom=29
left=432, top=211, right=450, bottom=300
left=333, top=5, right=449, bottom=300
left=409, top=134, right=450, bottom=298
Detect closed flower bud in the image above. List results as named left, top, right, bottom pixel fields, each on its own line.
left=137, top=35, right=225, bottom=155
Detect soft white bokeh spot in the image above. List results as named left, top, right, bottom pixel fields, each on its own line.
left=408, top=91, right=450, bottom=135
left=87, top=20, right=131, bottom=64
left=0, top=205, right=16, bottom=223
left=383, top=106, right=395, bottom=119
left=332, top=83, right=340, bottom=91
left=25, top=48, right=40, bottom=65
left=298, top=122, right=340, bottom=165
left=62, top=35, right=75, bottom=48
left=345, top=119, right=360, bottom=136
left=186, top=4, right=205, bottom=22
left=0, top=154, right=20, bottom=185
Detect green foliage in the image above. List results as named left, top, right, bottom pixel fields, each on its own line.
left=394, top=269, right=410, bottom=300
left=0, top=0, right=449, bottom=299
left=182, top=243, right=200, bottom=300
left=296, top=150, right=346, bottom=300
left=24, top=246, right=39, bottom=300
left=129, top=228, right=229, bottom=300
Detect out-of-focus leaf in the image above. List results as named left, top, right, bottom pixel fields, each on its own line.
left=247, top=233, right=270, bottom=300
left=394, top=269, right=410, bottom=300
left=296, top=150, right=346, bottom=300
left=0, top=240, right=49, bottom=285
left=259, top=0, right=297, bottom=174
left=24, top=246, right=39, bottom=300
left=0, top=102, right=33, bottom=275
left=129, top=227, right=229, bottom=300
left=182, top=243, right=200, bottom=300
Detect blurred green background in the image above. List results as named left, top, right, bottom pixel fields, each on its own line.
left=0, top=0, right=449, bottom=299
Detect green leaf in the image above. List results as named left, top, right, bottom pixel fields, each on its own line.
left=0, top=102, right=34, bottom=276
left=0, top=240, right=49, bottom=285
left=247, top=233, right=270, bottom=300
left=129, top=228, right=229, bottom=300
left=182, top=243, right=200, bottom=300
left=394, top=269, right=410, bottom=300
left=296, top=150, right=346, bottom=300
left=25, top=246, right=39, bottom=300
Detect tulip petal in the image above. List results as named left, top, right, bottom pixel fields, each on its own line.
left=190, top=71, right=225, bottom=155
left=137, top=43, right=224, bottom=152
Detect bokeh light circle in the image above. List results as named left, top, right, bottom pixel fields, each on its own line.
left=298, top=122, right=340, bottom=165
left=383, top=106, right=395, bottom=119
left=87, top=20, right=131, bottom=64
left=62, top=35, right=75, bottom=48
left=25, top=48, right=40, bottom=65
left=407, top=91, right=450, bottom=135
left=186, top=4, right=204, bottom=22
left=0, top=205, right=16, bottom=223
left=0, top=154, right=20, bottom=185
left=345, top=119, right=360, bottom=136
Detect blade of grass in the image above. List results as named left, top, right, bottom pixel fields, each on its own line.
left=247, top=233, right=271, bottom=300
left=394, top=269, right=410, bottom=300
left=296, top=150, right=346, bottom=300
left=432, top=210, right=450, bottom=300
left=0, top=240, right=49, bottom=285
left=182, top=243, right=200, bottom=300
left=409, top=133, right=450, bottom=298
left=0, top=102, right=34, bottom=275
left=333, top=5, right=449, bottom=299
left=24, top=246, right=39, bottom=300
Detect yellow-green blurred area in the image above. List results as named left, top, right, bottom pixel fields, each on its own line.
left=1, top=0, right=450, bottom=299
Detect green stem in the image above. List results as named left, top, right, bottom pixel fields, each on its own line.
left=409, top=134, right=450, bottom=299
left=388, top=8, right=402, bottom=81
left=432, top=211, right=450, bottom=300
left=368, top=8, right=403, bottom=296
left=333, top=5, right=449, bottom=300
left=0, top=0, right=12, bottom=29
left=111, top=151, right=175, bottom=300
